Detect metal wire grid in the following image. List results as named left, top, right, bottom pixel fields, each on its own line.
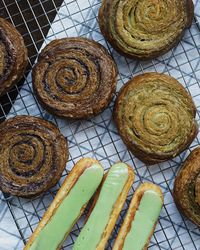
left=0, top=0, right=200, bottom=249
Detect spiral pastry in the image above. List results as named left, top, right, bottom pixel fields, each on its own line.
left=0, top=116, right=68, bottom=197
left=98, top=0, right=194, bottom=59
left=32, top=38, right=118, bottom=119
left=174, top=147, right=200, bottom=227
left=0, top=18, right=28, bottom=96
left=114, top=73, right=198, bottom=165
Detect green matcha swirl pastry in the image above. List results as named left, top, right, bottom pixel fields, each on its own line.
left=32, top=37, right=118, bottom=119
left=174, top=147, right=200, bottom=227
left=98, top=0, right=194, bottom=59
left=113, top=73, right=198, bottom=165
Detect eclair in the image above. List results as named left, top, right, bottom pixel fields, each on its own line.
left=24, top=158, right=104, bottom=250
left=113, top=183, right=163, bottom=250
left=73, top=162, right=135, bottom=250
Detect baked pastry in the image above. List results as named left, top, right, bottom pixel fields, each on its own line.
left=0, top=17, right=28, bottom=96
left=174, top=147, right=200, bottom=227
left=73, top=162, right=135, bottom=250
left=114, top=73, right=198, bottom=165
left=98, top=0, right=194, bottom=59
left=113, top=183, right=163, bottom=250
left=24, top=158, right=104, bottom=250
left=0, top=115, right=68, bottom=197
left=32, top=37, right=118, bottom=119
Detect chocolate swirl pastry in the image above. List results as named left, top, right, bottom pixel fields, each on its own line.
left=0, top=116, right=68, bottom=197
left=174, top=147, right=200, bottom=227
left=98, top=0, right=194, bottom=59
left=0, top=18, right=28, bottom=96
left=114, top=73, right=198, bottom=165
left=32, top=38, right=118, bottom=119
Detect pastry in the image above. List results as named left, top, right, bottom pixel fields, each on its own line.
left=32, top=37, right=118, bottom=119
left=113, top=183, right=163, bottom=250
left=174, top=147, right=200, bottom=227
left=73, top=162, right=135, bottom=250
left=0, top=17, right=28, bottom=96
left=0, top=115, right=68, bottom=197
left=24, top=158, right=104, bottom=250
left=98, top=0, right=194, bottom=59
left=114, top=73, right=198, bottom=165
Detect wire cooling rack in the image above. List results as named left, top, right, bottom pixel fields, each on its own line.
left=0, top=0, right=200, bottom=249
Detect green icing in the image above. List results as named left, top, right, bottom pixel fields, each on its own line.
left=122, top=190, right=162, bottom=250
left=29, top=164, right=104, bottom=250
left=73, top=162, right=129, bottom=250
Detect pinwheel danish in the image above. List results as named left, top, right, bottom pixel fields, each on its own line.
left=0, top=116, right=68, bottom=197
left=98, top=0, right=194, bottom=59
left=174, top=147, right=200, bottom=227
left=32, top=38, right=118, bottom=119
left=114, top=73, right=198, bottom=165
left=0, top=17, right=27, bottom=96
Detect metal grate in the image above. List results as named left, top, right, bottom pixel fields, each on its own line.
left=0, top=0, right=200, bottom=249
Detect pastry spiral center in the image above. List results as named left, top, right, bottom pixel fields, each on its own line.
left=54, top=60, right=88, bottom=94
left=7, top=133, right=48, bottom=177
left=11, top=142, right=35, bottom=163
left=57, top=68, right=77, bottom=85
left=42, top=51, right=99, bottom=99
left=144, top=106, right=171, bottom=135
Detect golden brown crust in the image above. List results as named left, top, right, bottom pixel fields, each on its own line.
left=32, top=37, right=118, bottom=119
left=0, top=18, right=28, bottom=96
left=173, top=147, right=200, bottom=227
left=86, top=163, right=135, bottom=249
left=24, top=158, right=103, bottom=250
left=113, top=73, right=198, bottom=165
left=113, top=183, right=163, bottom=250
left=98, top=0, right=194, bottom=60
left=0, top=115, right=68, bottom=197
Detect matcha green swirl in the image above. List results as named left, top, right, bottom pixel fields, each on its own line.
left=114, top=73, right=198, bottom=164
left=99, top=0, right=193, bottom=59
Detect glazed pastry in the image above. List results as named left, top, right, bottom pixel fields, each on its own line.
left=113, top=183, right=163, bottom=250
left=0, top=116, right=68, bottom=197
left=114, top=73, right=198, bottom=165
left=73, top=162, right=135, bottom=250
left=98, top=0, right=194, bottom=59
left=24, top=158, right=104, bottom=250
left=174, top=147, right=200, bottom=227
left=32, top=37, right=118, bottom=119
left=0, top=17, right=28, bottom=96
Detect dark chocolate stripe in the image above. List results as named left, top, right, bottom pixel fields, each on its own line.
left=0, top=27, right=15, bottom=83
left=42, top=53, right=101, bottom=97
left=8, top=134, right=47, bottom=177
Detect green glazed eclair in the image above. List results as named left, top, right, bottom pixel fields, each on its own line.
left=24, top=158, right=104, bottom=250
left=113, top=183, right=163, bottom=250
left=73, top=162, right=135, bottom=250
